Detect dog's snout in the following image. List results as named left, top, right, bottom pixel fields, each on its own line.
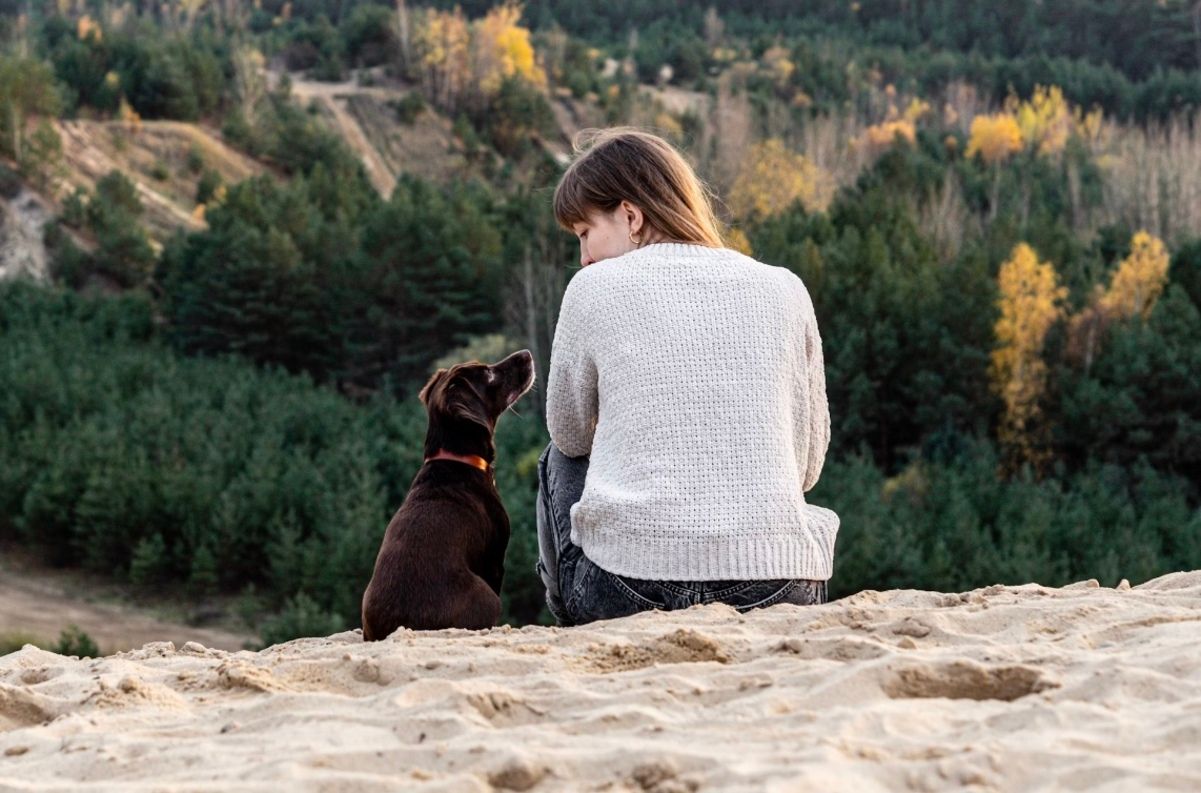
left=491, top=350, right=536, bottom=407
left=498, top=349, right=534, bottom=368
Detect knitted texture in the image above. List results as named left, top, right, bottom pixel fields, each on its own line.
left=546, top=242, right=840, bottom=581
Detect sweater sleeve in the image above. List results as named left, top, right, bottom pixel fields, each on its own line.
left=546, top=273, right=599, bottom=458
left=800, top=283, right=830, bottom=493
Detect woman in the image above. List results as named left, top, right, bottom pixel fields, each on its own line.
left=536, top=127, right=839, bottom=625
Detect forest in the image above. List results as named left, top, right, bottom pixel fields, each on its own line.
left=0, top=0, right=1199, bottom=643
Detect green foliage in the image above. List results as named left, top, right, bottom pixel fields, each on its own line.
left=752, top=144, right=997, bottom=470
left=241, top=87, right=370, bottom=180
left=349, top=175, right=504, bottom=386
left=0, top=282, right=553, bottom=639
left=282, top=15, right=346, bottom=80
left=0, top=633, right=43, bottom=656
left=52, top=625, right=100, bottom=658
left=195, top=169, right=223, bottom=205
left=0, top=162, right=21, bottom=199
left=259, top=592, right=346, bottom=647
left=390, top=92, right=426, bottom=125
left=478, top=76, right=558, bottom=157
left=6, top=0, right=1201, bottom=632
left=1171, top=238, right=1201, bottom=310
left=190, top=544, right=220, bottom=595
left=221, top=110, right=256, bottom=153
left=818, top=435, right=1201, bottom=597
left=129, top=533, right=170, bottom=586
left=157, top=170, right=369, bottom=381
left=393, top=0, right=1201, bottom=121
left=44, top=24, right=227, bottom=121
left=186, top=145, right=206, bottom=174
left=48, top=171, right=156, bottom=289
left=159, top=170, right=504, bottom=394
left=340, top=4, right=396, bottom=68
left=44, top=222, right=91, bottom=290
left=1050, top=285, right=1201, bottom=490
left=0, top=55, right=62, bottom=181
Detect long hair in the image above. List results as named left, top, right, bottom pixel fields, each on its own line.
left=552, top=127, right=725, bottom=248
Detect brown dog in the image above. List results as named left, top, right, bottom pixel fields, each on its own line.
left=361, top=350, right=536, bottom=638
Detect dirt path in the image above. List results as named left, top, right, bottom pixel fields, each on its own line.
left=281, top=72, right=405, bottom=196
left=0, top=551, right=254, bottom=655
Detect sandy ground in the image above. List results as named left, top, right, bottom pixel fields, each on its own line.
left=0, top=553, right=253, bottom=655
left=0, top=571, right=1199, bottom=791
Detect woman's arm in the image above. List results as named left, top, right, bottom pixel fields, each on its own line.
left=546, top=276, right=599, bottom=457
left=803, top=311, right=830, bottom=492
left=793, top=277, right=830, bottom=492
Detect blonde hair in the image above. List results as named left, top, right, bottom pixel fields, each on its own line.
left=552, top=127, right=725, bottom=248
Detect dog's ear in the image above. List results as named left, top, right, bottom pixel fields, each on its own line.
left=449, top=394, right=492, bottom=431
left=418, top=369, right=449, bottom=406
left=421, top=366, right=494, bottom=431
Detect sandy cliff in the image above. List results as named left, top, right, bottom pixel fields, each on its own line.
left=1, top=572, right=1199, bottom=791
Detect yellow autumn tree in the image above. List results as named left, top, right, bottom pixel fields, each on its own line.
left=967, top=111, right=1023, bottom=220
left=965, top=112, right=1023, bottom=164
left=1073, top=105, right=1104, bottom=149
left=854, top=97, right=927, bottom=155
left=1067, top=231, right=1170, bottom=368
left=728, top=139, right=835, bottom=219
left=77, top=14, right=102, bottom=42
left=1099, top=231, right=1170, bottom=320
left=410, top=2, right=543, bottom=114
left=1009, top=85, right=1073, bottom=156
left=410, top=6, right=471, bottom=112
left=760, top=45, right=795, bottom=90
left=991, top=243, right=1068, bottom=473
left=118, top=97, right=141, bottom=134
left=473, top=2, right=546, bottom=96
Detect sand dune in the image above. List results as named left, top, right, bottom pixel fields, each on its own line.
left=1, top=572, right=1199, bottom=791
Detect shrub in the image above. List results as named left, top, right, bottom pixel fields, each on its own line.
left=52, top=625, right=100, bottom=658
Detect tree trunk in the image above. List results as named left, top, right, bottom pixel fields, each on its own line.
left=521, top=246, right=545, bottom=418
left=1193, top=2, right=1201, bottom=70
left=395, top=0, right=411, bottom=75
left=10, top=104, right=21, bottom=163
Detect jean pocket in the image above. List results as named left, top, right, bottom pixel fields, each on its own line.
left=567, top=556, right=668, bottom=624
left=606, top=572, right=669, bottom=610
left=713, top=578, right=798, bottom=612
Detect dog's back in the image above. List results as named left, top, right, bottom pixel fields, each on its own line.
left=361, top=459, right=510, bottom=638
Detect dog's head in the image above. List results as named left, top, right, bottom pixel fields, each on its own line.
left=419, top=350, right=536, bottom=459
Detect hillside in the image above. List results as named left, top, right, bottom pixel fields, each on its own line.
left=54, top=119, right=268, bottom=243
left=1, top=62, right=614, bottom=281
left=0, top=550, right=252, bottom=656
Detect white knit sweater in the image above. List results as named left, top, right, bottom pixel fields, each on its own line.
left=545, top=242, right=840, bottom=582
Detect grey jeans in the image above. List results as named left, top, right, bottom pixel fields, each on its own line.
left=535, top=442, right=829, bottom=626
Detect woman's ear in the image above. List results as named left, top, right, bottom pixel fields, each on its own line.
left=620, top=200, right=644, bottom=235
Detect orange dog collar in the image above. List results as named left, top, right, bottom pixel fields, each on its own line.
left=424, top=451, right=490, bottom=472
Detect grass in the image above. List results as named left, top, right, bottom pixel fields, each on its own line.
left=0, top=632, right=45, bottom=656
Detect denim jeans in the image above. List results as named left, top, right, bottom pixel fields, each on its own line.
left=535, top=442, right=829, bottom=626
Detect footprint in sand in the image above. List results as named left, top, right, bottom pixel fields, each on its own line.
left=0, top=684, right=60, bottom=730
left=882, top=660, right=1059, bottom=701
left=465, top=690, right=546, bottom=725
left=581, top=629, right=732, bottom=673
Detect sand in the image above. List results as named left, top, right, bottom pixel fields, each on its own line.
left=1, top=572, right=1199, bottom=792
